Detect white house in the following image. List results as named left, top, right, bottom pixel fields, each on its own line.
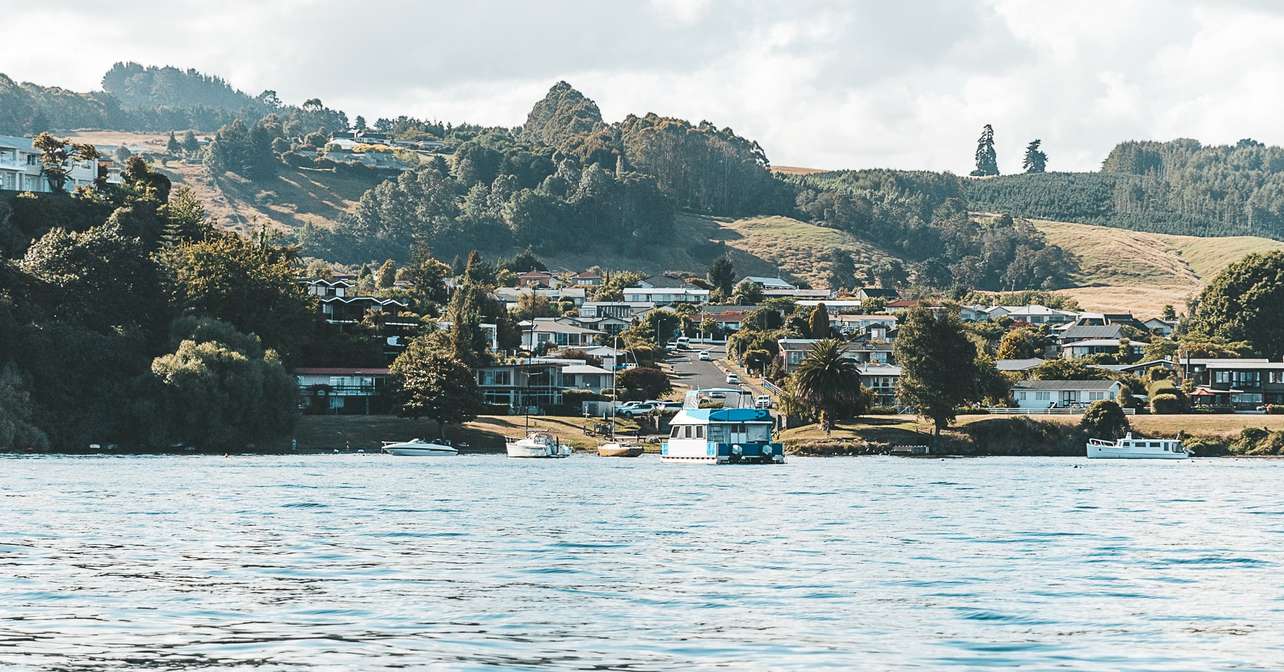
left=521, top=318, right=603, bottom=349
left=989, top=305, right=1077, bottom=325
left=1011, top=379, right=1122, bottom=409
left=622, top=287, right=709, bottom=306
left=0, top=134, right=120, bottom=193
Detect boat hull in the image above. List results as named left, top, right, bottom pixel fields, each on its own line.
left=383, top=447, right=458, bottom=456
left=506, top=443, right=572, bottom=458
left=597, top=443, right=644, bottom=458
left=1086, top=446, right=1188, bottom=459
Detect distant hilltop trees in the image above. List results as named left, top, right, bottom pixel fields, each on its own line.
left=967, top=137, right=1284, bottom=238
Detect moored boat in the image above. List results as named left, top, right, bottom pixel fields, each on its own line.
left=382, top=438, right=459, bottom=456
left=506, top=431, right=572, bottom=458
left=1086, top=433, right=1187, bottom=459
left=597, top=335, right=645, bottom=458
left=597, top=442, right=645, bottom=458
left=661, top=388, right=784, bottom=464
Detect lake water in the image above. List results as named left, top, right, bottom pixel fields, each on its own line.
left=2, top=455, right=1283, bottom=670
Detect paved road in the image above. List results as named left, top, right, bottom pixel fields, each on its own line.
left=666, top=344, right=732, bottom=392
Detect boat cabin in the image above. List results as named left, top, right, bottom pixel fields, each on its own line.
left=662, top=388, right=783, bottom=464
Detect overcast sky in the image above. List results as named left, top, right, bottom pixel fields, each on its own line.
left=5, top=1, right=1282, bottom=172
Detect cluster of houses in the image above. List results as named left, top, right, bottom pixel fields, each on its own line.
left=293, top=263, right=1276, bottom=417
left=0, top=134, right=125, bottom=193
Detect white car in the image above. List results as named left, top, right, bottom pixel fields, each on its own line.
left=725, top=373, right=740, bottom=385
left=698, top=350, right=712, bottom=361
left=754, top=395, right=773, bottom=409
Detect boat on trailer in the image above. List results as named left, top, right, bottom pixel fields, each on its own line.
left=1086, top=433, right=1187, bottom=459
left=382, top=438, right=459, bottom=456
left=662, top=388, right=784, bottom=464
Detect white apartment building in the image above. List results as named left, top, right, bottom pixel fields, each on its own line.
left=0, top=135, right=118, bottom=193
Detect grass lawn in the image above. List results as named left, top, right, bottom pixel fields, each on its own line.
left=961, top=413, right=1284, bottom=439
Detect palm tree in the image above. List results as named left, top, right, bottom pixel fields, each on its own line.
left=792, top=339, right=864, bottom=434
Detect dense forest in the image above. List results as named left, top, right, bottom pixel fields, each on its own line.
left=295, top=83, right=1067, bottom=290
left=793, top=170, right=1073, bottom=290
left=0, top=64, right=330, bottom=135
left=102, top=62, right=260, bottom=112
left=966, top=138, right=1284, bottom=238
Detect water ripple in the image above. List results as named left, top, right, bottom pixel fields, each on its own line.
left=2, top=454, right=1283, bottom=669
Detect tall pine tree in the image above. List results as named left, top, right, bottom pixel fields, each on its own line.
left=970, top=124, right=999, bottom=177
left=1022, top=139, right=1047, bottom=173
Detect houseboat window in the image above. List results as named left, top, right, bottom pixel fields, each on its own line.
left=708, top=425, right=728, bottom=442
left=694, top=426, right=705, bottom=439
left=747, top=424, right=771, bottom=442
left=670, top=426, right=682, bottom=438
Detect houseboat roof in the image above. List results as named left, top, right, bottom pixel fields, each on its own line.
left=671, top=407, right=774, bottom=425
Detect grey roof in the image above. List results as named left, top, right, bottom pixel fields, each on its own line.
left=1014, top=379, right=1119, bottom=391
left=1059, top=324, right=1123, bottom=341
left=996, top=358, right=1045, bottom=371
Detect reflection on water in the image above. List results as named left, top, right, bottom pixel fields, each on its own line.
left=2, top=455, right=1283, bottom=670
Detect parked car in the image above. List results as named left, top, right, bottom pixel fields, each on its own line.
left=725, top=373, right=741, bottom=385
left=754, top=395, right=773, bottom=409
left=676, top=336, right=690, bottom=349
left=616, top=402, right=657, bottom=418
left=698, top=350, right=712, bottom=361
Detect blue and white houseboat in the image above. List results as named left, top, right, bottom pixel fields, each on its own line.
left=662, top=388, right=784, bottom=464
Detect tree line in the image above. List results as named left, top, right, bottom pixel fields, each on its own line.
left=966, top=137, right=1284, bottom=238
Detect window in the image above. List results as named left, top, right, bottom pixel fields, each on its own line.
left=708, top=425, right=728, bottom=443
left=1089, top=392, right=1104, bottom=401
left=671, top=426, right=682, bottom=438
left=694, top=426, right=705, bottom=439
left=1036, top=391, right=1050, bottom=401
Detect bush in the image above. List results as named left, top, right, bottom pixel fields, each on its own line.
left=1149, top=393, right=1182, bottom=414
left=1079, top=400, right=1129, bottom=439
left=1183, top=436, right=1229, bottom=457
left=1231, top=427, right=1270, bottom=454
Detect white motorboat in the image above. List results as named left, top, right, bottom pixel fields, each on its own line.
left=1086, top=433, right=1187, bottom=459
left=506, top=431, right=572, bottom=458
left=381, top=438, right=459, bottom=456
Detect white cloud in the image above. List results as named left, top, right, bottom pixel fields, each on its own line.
left=3, top=0, right=1284, bottom=172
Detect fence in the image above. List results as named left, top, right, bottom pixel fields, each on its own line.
left=762, top=380, right=783, bottom=396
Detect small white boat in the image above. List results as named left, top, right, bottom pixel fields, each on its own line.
left=506, top=431, right=572, bottom=458
left=597, top=335, right=645, bottom=458
left=382, top=438, right=459, bottom=457
left=1086, top=433, right=1187, bottom=459
left=597, top=441, right=645, bottom=458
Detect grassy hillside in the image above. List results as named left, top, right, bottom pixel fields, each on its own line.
left=66, top=131, right=379, bottom=236
left=1031, top=218, right=1284, bottom=316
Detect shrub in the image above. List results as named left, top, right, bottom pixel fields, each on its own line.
left=1079, top=400, right=1129, bottom=439
left=1231, top=427, right=1270, bottom=454
left=1150, top=393, right=1181, bottom=414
